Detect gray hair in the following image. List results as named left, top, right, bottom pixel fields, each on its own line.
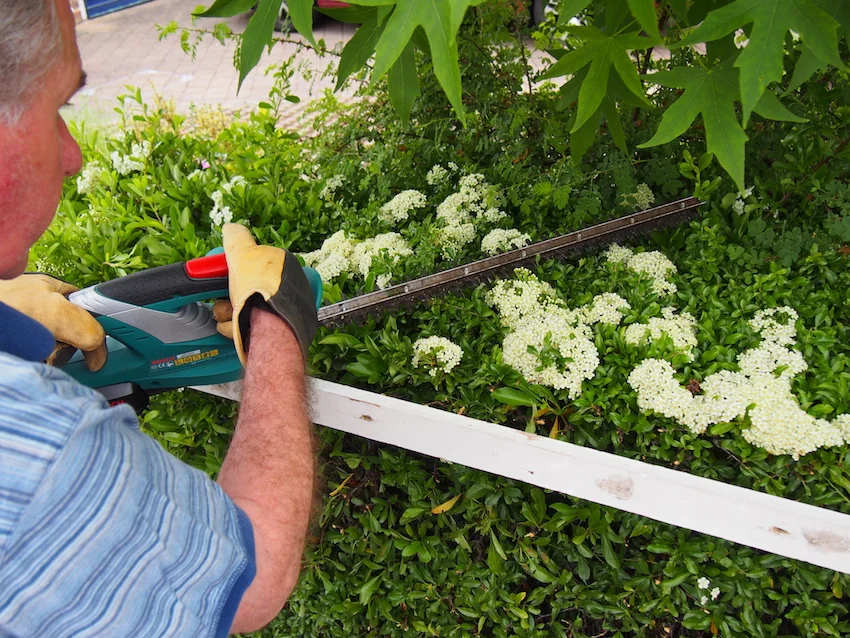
left=0, top=0, right=64, bottom=123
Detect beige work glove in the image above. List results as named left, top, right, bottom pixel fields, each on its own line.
left=0, top=274, right=108, bottom=371
left=220, top=224, right=318, bottom=364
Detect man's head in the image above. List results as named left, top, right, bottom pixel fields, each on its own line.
left=0, top=0, right=85, bottom=279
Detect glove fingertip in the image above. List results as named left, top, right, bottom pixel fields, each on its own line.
left=83, top=344, right=108, bottom=372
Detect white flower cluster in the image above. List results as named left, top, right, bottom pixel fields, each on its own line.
left=76, top=162, right=104, bottom=194
left=625, top=307, right=698, bottom=358
left=436, top=174, right=505, bottom=257
left=628, top=307, right=850, bottom=458
left=502, top=309, right=599, bottom=397
left=426, top=164, right=449, bottom=186
left=626, top=183, right=656, bottom=210
left=412, top=336, right=464, bottom=377
left=351, top=232, right=413, bottom=288
left=579, top=292, right=631, bottom=326
left=379, top=189, right=427, bottom=224
left=300, top=230, right=356, bottom=281
left=481, top=228, right=531, bottom=255
left=209, top=175, right=247, bottom=227
left=300, top=231, right=411, bottom=288
left=486, top=268, right=561, bottom=329
left=605, top=244, right=678, bottom=296
left=732, top=186, right=754, bottom=215
left=110, top=140, right=151, bottom=176
left=488, top=270, right=629, bottom=398
left=697, top=577, right=720, bottom=606
left=321, top=174, right=346, bottom=199
left=221, top=174, right=246, bottom=194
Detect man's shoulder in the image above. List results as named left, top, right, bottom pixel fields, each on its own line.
left=0, top=351, right=110, bottom=423
left=0, top=352, right=129, bottom=559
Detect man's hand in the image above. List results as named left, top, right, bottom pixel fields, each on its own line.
left=0, top=274, right=107, bottom=371
left=221, top=224, right=318, bottom=363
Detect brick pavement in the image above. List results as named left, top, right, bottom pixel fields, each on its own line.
left=69, top=0, right=356, bottom=130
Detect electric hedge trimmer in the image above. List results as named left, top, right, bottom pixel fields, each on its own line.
left=62, top=197, right=702, bottom=411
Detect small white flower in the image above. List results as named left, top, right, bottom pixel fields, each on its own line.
left=624, top=183, right=655, bottom=210
left=351, top=232, right=412, bottom=280
left=412, top=336, right=464, bottom=376
left=625, top=307, right=698, bottom=358
left=604, top=243, right=634, bottom=264
left=697, top=577, right=710, bottom=590
left=321, top=174, right=346, bottom=199
left=710, top=587, right=720, bottom=600
left=299, top=230, right=357, bottom=281
left=481, top=228, right=531, bottom=255
left=580, top=293, right=631, bottom=326
left=221, top=174, right=246, bottom=194
left=700, top=595, right=709, bottom=606
left=76, top=162, right=104, bottom=194
left=732, top=199, right=745, bottom=215
left=379, top=189, right=427, bottom=224
left=426, top=164, right=449, bottom=186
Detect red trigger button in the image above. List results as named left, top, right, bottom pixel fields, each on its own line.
left=185, top=253, right=229, bottom=279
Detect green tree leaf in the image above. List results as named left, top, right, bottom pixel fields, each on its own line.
left=784, top=3, right=850, bottom=93
left=639, top=62, right=748, bottom=191
left=288, top=0, right=318, bottom=46
left=558, top=0, right=592, bottom=25
left=388, top=41, right=420, bottom=121
left=752, top=90, right=808, bottom=122
left=491, top=386, right=537, bottom=407
left=238, top=0, right=282, bottom=90
left=542, top=26, right=656, bottom=133
left=784, top=45, right=828, bottom=94
left=371, top=0, right=475, bottom=124
left=194, top=0, right=256, bottom=18
left=627, top=0, right=661, bottom=39
left=336, top=10, right=388, bottom=90
left=678, top=0, right=842, bottom=126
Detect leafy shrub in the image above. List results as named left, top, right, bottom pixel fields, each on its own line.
left=37, top=8, right=850, bottom=635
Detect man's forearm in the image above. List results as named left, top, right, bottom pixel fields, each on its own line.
left=217, top=308, right=315, bottom=634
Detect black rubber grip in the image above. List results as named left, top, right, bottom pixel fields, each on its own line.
left=96, top=263, right=229, bottom=306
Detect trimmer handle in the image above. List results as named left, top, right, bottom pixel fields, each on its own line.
left=94, top=254, right=230, bottom=310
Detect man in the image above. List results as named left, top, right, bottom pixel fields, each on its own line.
left=0, top=1, right=318, bottom=635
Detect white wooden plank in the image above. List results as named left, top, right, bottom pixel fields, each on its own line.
left=194, top=379, right=850, bottom=574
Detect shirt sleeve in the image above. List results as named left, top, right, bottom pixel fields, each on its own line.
left=0, top=362, right=256, bottom=638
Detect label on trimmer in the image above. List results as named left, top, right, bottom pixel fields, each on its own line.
left=150, top=349, right=221, bottom=372
left=175, top=349, right=220, bottom=366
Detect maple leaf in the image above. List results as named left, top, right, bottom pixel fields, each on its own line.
left=370, top=0, right=477, bottom=124
left=640, top=63, right=747, bottom=190
left=540, top=26, right=657, bottom=133
left=640, top=60, right=806, bottom=190
left=678, top=0, right=843, bottom=126
left=785, top=1, right=850, bottom=93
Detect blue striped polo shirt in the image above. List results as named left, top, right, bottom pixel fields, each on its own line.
left=0, top=301, right=255, bottom=637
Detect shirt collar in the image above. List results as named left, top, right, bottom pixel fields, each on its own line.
left=0, top=302, right=55, bottom=362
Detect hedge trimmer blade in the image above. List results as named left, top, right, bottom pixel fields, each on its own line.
left=317, top=197, right=703, bottom=328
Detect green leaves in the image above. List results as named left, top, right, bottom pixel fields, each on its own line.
left=627, top=0, right=661, bottom=39
left=387, top=41, right=420, bottom=121
left=541, top=26, right=656, bottom=133
left=371, top=0, right=474, bottom=124
left=641, top=59, right=809, bottom=189
left=194, top=0, right=256, bottom=18
left=640, top=63, right=749, bottom=190
left=491, top=386, right=537, bottom=407
left=678, top=0, right=843, bottom=125
left=335, top=8, right=389, bottom=90
left=237, top=0, right=282, bottom=90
